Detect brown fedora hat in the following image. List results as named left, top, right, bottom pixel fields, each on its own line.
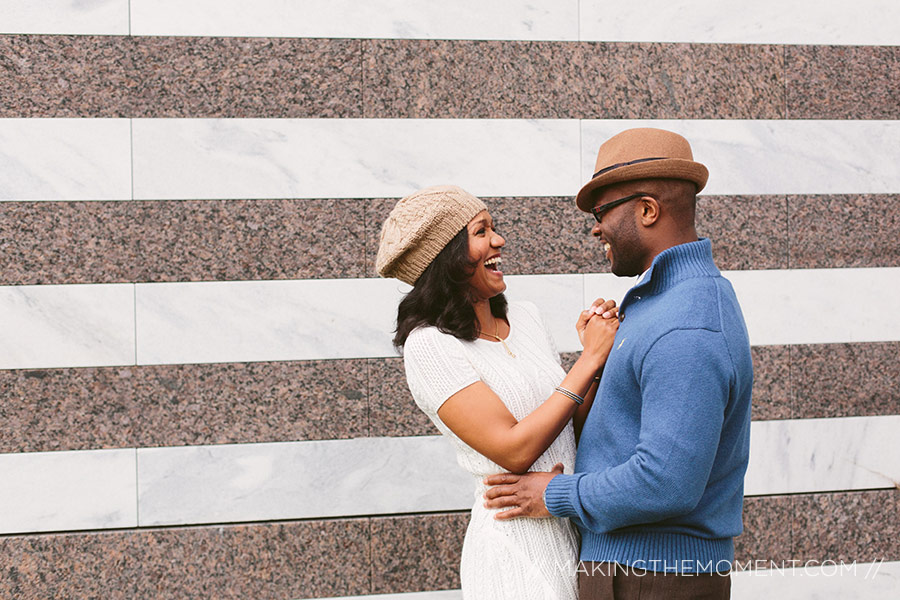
left=576, top=128, right=709, bottom=212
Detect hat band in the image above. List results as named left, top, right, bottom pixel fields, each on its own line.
left=592, top=157, right=666, bottom=179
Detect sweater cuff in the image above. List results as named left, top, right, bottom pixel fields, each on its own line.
left=544, top=473, right=583, bottom=518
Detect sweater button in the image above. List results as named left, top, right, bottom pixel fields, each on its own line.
left=618, top=312, right=625, bottom=322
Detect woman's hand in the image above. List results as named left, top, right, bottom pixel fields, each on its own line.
left=576, top=297, right=618, bottom=347
left=579, top=300, right=620, bottom=369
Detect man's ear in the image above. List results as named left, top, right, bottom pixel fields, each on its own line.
left=639, top=195, right=660, bottom=226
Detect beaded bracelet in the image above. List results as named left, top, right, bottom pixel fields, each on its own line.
left=554, top=385, right=584, bottom=405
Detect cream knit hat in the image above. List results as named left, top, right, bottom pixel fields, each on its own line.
left=376, top=185, right=487, bottom=286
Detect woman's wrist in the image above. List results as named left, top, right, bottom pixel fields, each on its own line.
left=577, top=349, right=606, bottom=372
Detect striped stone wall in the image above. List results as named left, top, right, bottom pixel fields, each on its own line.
left=1, top=1, right=898, bottom=598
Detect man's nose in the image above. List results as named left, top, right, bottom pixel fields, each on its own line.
left=591, top=223, right=602, bottom=237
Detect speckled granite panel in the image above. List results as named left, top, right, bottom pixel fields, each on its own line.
left=786, top=46, right=900, bottom=119
left=791, top=342, right=900, bottom=419
left=363, top=40, right=783, bottom=119
left=734, top=495, right=793, bottom=567
left=363, top=39, right=582, bottom=118
left=0, top=367, right=140, bottom=453
left=750, top=345, right=792, bottom=421
left=696, top=195, right=788, bottom=271
left=584, top=42, right=785, bottom=120
left=130, top=37, right=361, bottom=118
left=0, top=529, right=142, bottom=599
left=132, top=360, right=368, bottom=447
left=0, top=519, right=370, bottom=599
left=12, top=339, right=893, bottom=453
left=0, top=360, right=367, bottom=453
left=136, top=520, right=371, bottom=598
left=0, top=35, right=361, bottom=117
left=560, top=352, right=579, bottom=372
left=370, top=513, right=468, bottom=594
left=366, top=197, right=600, bottom=278
left=789, top=194, right=900, bottom=269
left=368, top=358, right=438, bottom=438
left=133, top=199, right=366, bottom=282
left=791, top=490, right=900, bottom=563
left=490, top=197, right=601, bottom=275
left=0, top=202, right=139, bottom=285
left=0, top=35, right=133, bottom=118
left=0, top=199, right=365, bottom=285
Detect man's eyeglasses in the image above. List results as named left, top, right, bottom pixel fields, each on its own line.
left=590, top=192, right=655, bottom=224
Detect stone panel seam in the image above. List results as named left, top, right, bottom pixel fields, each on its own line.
left=129, top=118, right=135, bottom=200
left=361, top=39, right=367, bottom=119
left=367, top=517, right=375, bottom=594
left=783, top=44, right=789, bottom=119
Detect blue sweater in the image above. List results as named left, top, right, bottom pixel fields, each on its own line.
left=545, top=238, right=752, bottom=573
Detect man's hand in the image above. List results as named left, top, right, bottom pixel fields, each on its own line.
left=482, top=463, right=564, bottom=520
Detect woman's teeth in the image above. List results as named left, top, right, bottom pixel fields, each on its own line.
left=484, top=257, right=502, bottom=270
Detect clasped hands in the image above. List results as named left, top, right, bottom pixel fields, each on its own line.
left=483, top=297, right=618, bottom=519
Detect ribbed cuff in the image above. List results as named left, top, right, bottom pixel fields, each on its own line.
left=579, top=530, right=735, bottom=573
left=544, top=473, right=583, bottom=518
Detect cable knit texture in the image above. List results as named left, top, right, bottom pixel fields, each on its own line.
left=376, top=185, right=486, bottom=285
left=544, top=238, right=753, bottom=574
left=404, top=301, right=578, bottom=599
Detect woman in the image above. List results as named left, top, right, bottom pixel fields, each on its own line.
left=376, top=185, right=619, bottom=599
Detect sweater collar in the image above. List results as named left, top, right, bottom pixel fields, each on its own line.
left=631, top=238, right=719, bottom=297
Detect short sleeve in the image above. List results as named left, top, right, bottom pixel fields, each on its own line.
left=516, top=301, right=562, bottom=366
left=403, top=327, right=481, bottom=415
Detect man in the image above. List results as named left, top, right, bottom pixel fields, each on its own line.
left=484, top=128, right=753, bottom=599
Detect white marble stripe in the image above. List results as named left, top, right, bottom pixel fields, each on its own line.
left=1, top=415, right=895, bottom=534
left=731, top=560, right=900, bottom=599
left=136, top=436, right=474, bottom=527
left=6, top=0, right=897, bottom=45
left=130, top=118, right=581, bottom=200
left=2, top=119, right=898, bottom=202
left=127, top=415, right=900, bottom=526
left=132, top=119, right=900, bottom=200
left=579, top=1, right=900, bottom=46
left=132, top=275, right=586, bottom=365
left=0, top=0, right=129, bottom=35
left=297, top=562, right=900, bottom=600
left=0, top=283, right=135, bottom=370
left=129, top=0, right=579, bottom=41
left=0, top=119, right=132, bottom=201
left=133, top=277, right=408, bottom=365
left=727, top=268, right=900, bottom=346
left=0, top=448, right=137, bottom=534
left=1, top=267, right=899, bottom=370
left=744, top=416, right=900, bottom=496
left=134, top=267, right=900, bottom=366
left=580, top=120, right=900, bottom=196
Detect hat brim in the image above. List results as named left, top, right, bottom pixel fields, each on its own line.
left=575, top=158, right=709, bottom=212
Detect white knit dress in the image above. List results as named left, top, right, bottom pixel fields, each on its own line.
left=403, top=301, right=578, bottom=600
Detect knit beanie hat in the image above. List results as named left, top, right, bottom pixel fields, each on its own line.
left=376, top=185, right=487, bottom=286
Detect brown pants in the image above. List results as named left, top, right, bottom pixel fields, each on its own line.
left=579, top=562, right=731, bottom=600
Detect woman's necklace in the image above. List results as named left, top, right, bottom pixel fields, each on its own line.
left=479, top=318, right=516, bottom=358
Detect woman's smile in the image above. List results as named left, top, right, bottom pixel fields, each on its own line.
left=483, top=254, right=503, bottom=275
left=467, top=210, right=507, bottom=299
